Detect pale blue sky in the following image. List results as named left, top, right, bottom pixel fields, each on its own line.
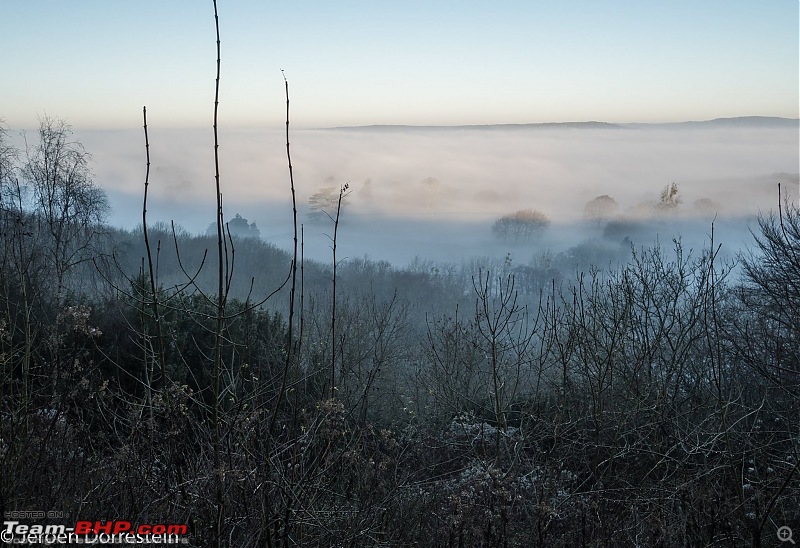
left=2, top=1, right=798, bottom=129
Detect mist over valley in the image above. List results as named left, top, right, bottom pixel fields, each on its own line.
left=76, top=117, right=798, bottom=271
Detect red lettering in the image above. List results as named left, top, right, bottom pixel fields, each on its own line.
left=74, top=521, right=92, bottom=535
left=167, top=524, right=188, bottom=535
left=113, top=521, right=131, bottom=534
left=94, top=521, right=113, bottom=534
left=151, top=524, right=166, bottom=535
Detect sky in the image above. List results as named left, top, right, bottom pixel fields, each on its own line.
left=2, top=1, right=798, bottom=129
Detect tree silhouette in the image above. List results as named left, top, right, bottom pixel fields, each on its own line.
left=583, top=194, right=618, bottom=223
left=657, top=182, right=681, bottom=211
left=491, top=209, right=550, bottom=242
left=22, top=115, right=109, bottom=305
left=205, top=212, right=260, bottom=238
left=308, top=185, right=350, bottom=222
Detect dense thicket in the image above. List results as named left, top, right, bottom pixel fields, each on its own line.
left=1, top=118, right=798, bottom=547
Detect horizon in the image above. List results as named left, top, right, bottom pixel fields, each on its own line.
left=2, top=1, right=798, bottom=129
left=320, top=115, right=800, bottom=130
left=5, top=114, right=798, bottom=134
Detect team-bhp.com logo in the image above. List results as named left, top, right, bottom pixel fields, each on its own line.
left=2, top=520, right=188, bottom=544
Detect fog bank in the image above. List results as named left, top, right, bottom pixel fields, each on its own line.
left=76, top=122, right=799, bottom=265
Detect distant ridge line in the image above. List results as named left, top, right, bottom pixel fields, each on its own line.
left=323, top=116, right=798, bottom=131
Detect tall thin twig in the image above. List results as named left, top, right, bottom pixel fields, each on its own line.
left=211, top=1, right=225, bottom=546
left=269, top=70, right=299, bottom=435
left=330, top=185, right=347, bottom=398
left=141, top=106, right=166, bottom=391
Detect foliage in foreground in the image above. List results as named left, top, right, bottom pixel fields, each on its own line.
left=0, top=207, right=798, bottom=546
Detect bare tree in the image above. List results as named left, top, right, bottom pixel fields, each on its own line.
left=0, top=121, right=16, bottom=191
left=22, top=115, right=109, bottom=305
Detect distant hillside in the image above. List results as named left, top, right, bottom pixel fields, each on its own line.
left=623, top=116, right=799, bottom=129
left=326, top=121, right=625, bottom=131
left=326, top=116, right=798, bottom=131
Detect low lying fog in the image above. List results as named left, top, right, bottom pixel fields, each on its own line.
left=80, top=122, right=798, bottom=266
